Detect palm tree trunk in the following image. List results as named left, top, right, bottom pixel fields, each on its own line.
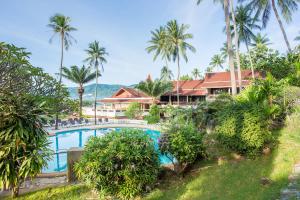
left=224, top=0, right=237, bottom=95
left=12, top=185, right=19, bottom=198
left=55, top=33, right=64, bottom=130
left=176, top=54, right=180, bottom=105
left=78, top=85, right=83, bottom=117
left=271, top=0, right=292, bottom=52
left=245, top=42, right=255, bottom=79
left=229, top=0, right=242, bottom=92
left=94, top=65, right=98, bottom=125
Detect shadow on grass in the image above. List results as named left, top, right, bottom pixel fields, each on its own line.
left=145, top=114, right=300, bottom=200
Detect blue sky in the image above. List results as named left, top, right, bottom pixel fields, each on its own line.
left=1, top=0, right=299, bottom=86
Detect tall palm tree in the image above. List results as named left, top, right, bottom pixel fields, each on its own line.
left=146, top=26, right=171, bottom=67
left=48, top=13, right=76, bottom=129
left=160, top=66, right=174, bottom=81
left=136, top=78, right=173, bottom=104
left=197, top=0, right=237, bottom=95
left=229, top=0, right=243, bottom=91
left=233, top=6, right=261, bottom=78
left=61, top=65, right=96, bottom=117
left=245, top=0, right=298, bottom=52
left=166, top=20, right=196, bottom=104
left=84, top=41, right=108, bottom=125
left=220, top=42, right=235, bottom=59
left=250, top=33, right=272, bottom=47
left=210, top=54, right=225, bottom=71
left=192, top=68, right=201, bottom=80
left=295, top=31, right=300, bottom=41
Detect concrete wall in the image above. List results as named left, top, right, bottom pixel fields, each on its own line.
left=67, top=147, right=84, bottom=182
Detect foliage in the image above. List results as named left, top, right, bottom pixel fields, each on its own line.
left=125, top=102, right=142, bottom=119
left=75, top=129, right=160, bottom=199
left=191, top=68, right=201, bottom=80
left=179, top=74, right=193, bottom=81
left=0, top=94, right=52, bottom=197
left=250, top=33, right=272, bottom=47
left=145, top=104, right=160, bottom=124
left=136, top=78, right=173, bottom=103
left=159, top=115, right=206, bottom=174
left=215, top=101, right=272, bottom=155
left=240, top=46, right=296, bottom=79
left=209, top=54, right=225, bottom=70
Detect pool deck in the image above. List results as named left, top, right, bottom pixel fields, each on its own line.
left=46, top=123, right=161, bottom=136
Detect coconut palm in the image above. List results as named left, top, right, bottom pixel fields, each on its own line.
left=192, top=68, right=201, bottom=80
left=146, top=26, right=170, bottom=67
left=198, top=0, right=237, bottom=95
left=160, top=66, right=174, bottom=81
left=220, top=42, right=235, bottom=59
left=210, top=54, right=225, bottom=70
left=166, top=20, right=196, bottom=104
left=245, top=0, right=298, bottom=52
left=233, top=6, right=261, bottom=78
left=136, top=78, right=173, bottom=104
left=250, top=33, right=272, bottom=47
left=61, top=65, right=96, bottom=117
left=84, top=41, right=108, bottom=125
left=48, top=13, right=76, bottom=129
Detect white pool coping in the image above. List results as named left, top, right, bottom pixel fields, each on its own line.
left=46, top=123, right=161, bottom=136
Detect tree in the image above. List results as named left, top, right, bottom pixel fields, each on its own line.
left=198, top=0, right=237, bottom=95
left=0, top=94, right=52, bottom=197
left=146, top=26, right=171, bottom=67
left=160, top=66, right=174, bottom=81
left=233, top=5, right=261, bottom=78
left=48, top=14, right=76, bottom=129
left=180, top=74, right=193, bottom=81
left=250, top=33, right=272, bottom=47
left=166, top=20, right=196, bottom=104
left=210, top=54, right=225, bottom=70
left=61, top=65, right=96, bottom=116
left=136, top=78, right=173, bottom=104
left=192, top=68, right=201, bottom=79
left=245, top=0, right=298, bottom=52
left=229, top=0, right=243, bottom=91
left=84, top=41, right=108, bottom=125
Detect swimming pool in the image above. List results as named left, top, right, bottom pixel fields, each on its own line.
left=42, top=128, right=171, bottom=173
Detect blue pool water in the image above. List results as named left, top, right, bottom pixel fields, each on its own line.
left=42, top=128, right=171, bottom=173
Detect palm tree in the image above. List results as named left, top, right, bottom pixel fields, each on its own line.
left=250, top=33, right=272, bottom=47
left=84, top=41, right=108, bottom=125
left=198, top=0, right=237, bottom=95
left=192, top=68, right=201, bottom=80
left=160, top=66, right=174, bottom=81
left=210, top=54, right=225, bottom=70
left=136, top=78, right=173, bottom=104
left=166, top=20, right=196, bottom=104
left=61, top=65, right=96, bottom=117
left=146, top=26, right=171, bottom=67
left=233, top=6, right=261, bottom=78
left=48, top=13, right=77, bottom=129
left=245, top=0, right=298, bottom=52
left=220, top=42, right=235, bottom=59
left=229, top=0, right=243, bottom=91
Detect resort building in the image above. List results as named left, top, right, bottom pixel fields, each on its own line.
left=97, top=70, right=261, bottom=118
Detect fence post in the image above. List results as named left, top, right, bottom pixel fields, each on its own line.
left=67, top=147, right=84, bottom=182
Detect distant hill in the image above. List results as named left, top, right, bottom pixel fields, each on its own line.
left=68, top=83, right=126, bottom=101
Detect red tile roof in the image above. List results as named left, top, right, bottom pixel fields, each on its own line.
left=201, top=70, right=261, bottom=88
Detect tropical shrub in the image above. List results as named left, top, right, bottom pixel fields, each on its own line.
left=159, top=116, right=206, bottom=174
left=75, top=129, right=160, bottom=199
left=215, top=102, right=271, bottom=156
left=145, top=104, right=160, bottom=124
left=0, top=94, right=52, bottom=197
left=124, top=102, right=142, bottom=119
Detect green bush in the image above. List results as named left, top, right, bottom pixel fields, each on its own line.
left=124, top=102, right=142, bottom=119
left=215, top=102, right=271, bottom=155
left=75, top=129, right=160, bottom=199
left=145, top=104, right=160, bottom=124
left=159, top=116, right=206, bottom=174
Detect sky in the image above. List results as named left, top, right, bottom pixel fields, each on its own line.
left=1, top=0, right=299, bottom=86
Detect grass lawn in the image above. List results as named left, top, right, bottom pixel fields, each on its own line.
left=8, top=112, right=300, bottom=200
